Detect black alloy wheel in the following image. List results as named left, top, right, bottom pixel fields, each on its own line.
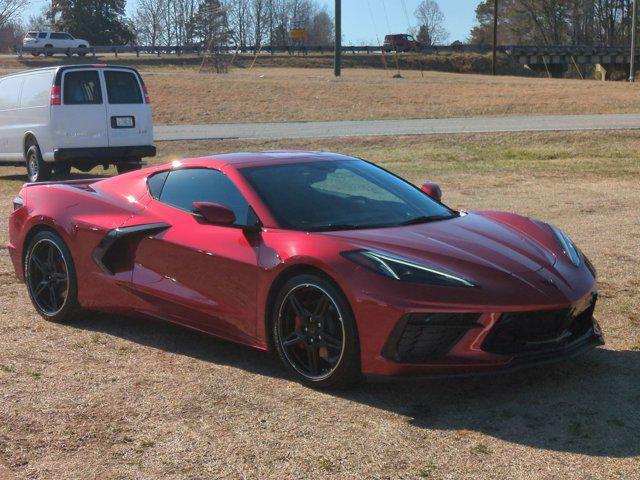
left=25, top=231, right=81, bottom=322
left=273, top=275, right=361, bottom=388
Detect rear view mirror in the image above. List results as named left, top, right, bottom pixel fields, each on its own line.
left=192, top=202, right=236, bottom=225
left=421, top=182, right=442, bottom=202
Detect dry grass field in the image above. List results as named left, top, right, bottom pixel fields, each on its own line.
left=0, top=131, right=639, bottom=479
left=3, top=59, right=640, bottom=124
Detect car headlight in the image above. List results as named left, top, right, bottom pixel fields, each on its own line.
left=342, top=250, right=477, bottom=288
left=548, top=225, right=581, bottom=267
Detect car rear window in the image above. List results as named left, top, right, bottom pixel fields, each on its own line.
left=104, top=71, right=143, bottom=104
left=63, top=70, right=103, bottom=105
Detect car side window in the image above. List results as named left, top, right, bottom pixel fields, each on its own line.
left=50, top=33, right=70, bottom=40
left=147, top=171, right=169, bottom=199
left=63, top=70, right=102, bottom=105
left=159, top=168, right=251, bottom=225
left=38, top=33, right=47, bottom=39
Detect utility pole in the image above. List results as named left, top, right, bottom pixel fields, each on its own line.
left=492, top=0, right=498, bottom=75
left=631, top=0, right=637, bottom=82
left=334, top=0, right=342, bottom=77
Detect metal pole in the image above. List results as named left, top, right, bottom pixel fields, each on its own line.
left=631, top=0, right=637, bottom=82
left=334, top=0, right=342, bottom=77
left=492, top=0, right=498, bottom=75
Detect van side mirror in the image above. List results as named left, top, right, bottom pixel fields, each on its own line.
left=421, top=182, right=442, bottom=202
left=192, top=202, right=236, bottom=225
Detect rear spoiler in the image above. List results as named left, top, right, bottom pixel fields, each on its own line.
left=23, top=178, right=103, bottom=189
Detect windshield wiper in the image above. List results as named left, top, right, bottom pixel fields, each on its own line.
left=398, top=214, right=458, bottom=226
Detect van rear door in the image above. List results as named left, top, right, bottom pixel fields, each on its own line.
left=55, top=69, right=108, bottom=149
left=102, top=68, right=153, bottom=148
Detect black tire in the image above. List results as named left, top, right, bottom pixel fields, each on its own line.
left=65, top=49, right=72, bottom=57
left=272, top=274, right=361, bottom=389
left=24, top=230, right=82, bottom=323
left=53, top=163, right=72, bottom=178
left=77, top=46, right=87, bottom=56
left=25, top=144, right=51, bottom=182
left=31, top=52, right=41, bottom=57
left=116, top=162, right=142, bottom=175
left=44, top=45, right=53, bottom=57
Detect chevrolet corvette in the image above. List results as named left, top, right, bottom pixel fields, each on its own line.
left=8, top=151, right=604, bottom=388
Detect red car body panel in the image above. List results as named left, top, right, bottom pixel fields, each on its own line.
left=8, top=152, right=603, bottom=377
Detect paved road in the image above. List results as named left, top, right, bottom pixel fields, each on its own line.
left=154, top=113, right=640, bottom=141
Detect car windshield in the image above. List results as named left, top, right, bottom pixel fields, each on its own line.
left=240, top=159, right=457, bottom=231
left=25, top=32, right=37, bottom=38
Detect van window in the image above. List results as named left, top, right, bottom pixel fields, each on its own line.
left=104, top=71, right=143, bottom=104
left=38, top=33, right=48, bottom=39
left=0, top=76, right=23, bottom=110
left=63, top=70, right=103, bottom=105
left=21, top=72, right=53, bottom=108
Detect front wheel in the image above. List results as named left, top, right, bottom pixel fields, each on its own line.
left=26, top=144, right=51, bottom=182
left=25, top=230, right=82, bottom=322
left=272, top=274, right=361, bottom=389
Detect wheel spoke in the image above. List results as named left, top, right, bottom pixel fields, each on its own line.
left=33, top=280, right=48, bottom=297
left=288, top=294, right=308, bottom=317
left=48, top=284, right=58, bottom=310
left=320, top=332, right=342, bottom=350
left=46, top=244, right=55, bottom=268
left=306, top=345, right=321, bottom=375
left=282, top=332, right=304, bottom=348
left=313, top=295, right=330, bottom=316
left=31, top=255, right=48, bottom=275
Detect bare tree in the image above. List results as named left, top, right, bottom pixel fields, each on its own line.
left=134, top=0, right=168, bottom=46
left=414, top=0, right=449, bottom=45
left=0, top=0, right=23, bottom=30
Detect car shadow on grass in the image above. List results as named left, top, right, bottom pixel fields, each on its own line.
left=71, top=313, right=639, bottom=459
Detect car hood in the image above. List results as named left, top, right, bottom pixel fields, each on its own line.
left=323, top=211, right=559, bottom=276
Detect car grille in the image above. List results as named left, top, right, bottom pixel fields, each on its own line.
left=382, top=313, right=482, bottom=363
left=482, top=298, right=597, bottom=356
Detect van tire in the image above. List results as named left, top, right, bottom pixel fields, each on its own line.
left=116, top=162, right=142, bottom=175
left=44, top=44, right=54, bottom=57
left=53, top=163, right=72, bottom=178
left=77, top=46, right=87, bottom=56
left=26, top=145, right=52, bottom=182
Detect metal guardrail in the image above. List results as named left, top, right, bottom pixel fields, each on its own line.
left=14, top=43, right=502, bottom=57
left=13, top=43, right=636, bottom=58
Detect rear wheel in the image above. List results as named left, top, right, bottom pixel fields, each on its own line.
left=26, top=144, right=51, bottom=182
left=31, top=52, right=41, bottom=57
left=44, top=44, right=53, bottom=57
left=25, top=231, right=82, bottom=323
left=77, top=45, right=87, bottom=56
left=116, top=162, right=142, bottom=175
left=53, top=163, right=72, bottom=178
left=272, top=274, right=361, bottom=389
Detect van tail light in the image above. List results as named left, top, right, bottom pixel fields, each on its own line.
left=50, top=86, right=61, bottom=105
left=142, top=85, right=150, bottom=104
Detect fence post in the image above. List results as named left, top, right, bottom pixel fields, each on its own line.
left=136, top=46, right=140, bottom=57
left=114, top=46, right=118, bottom=57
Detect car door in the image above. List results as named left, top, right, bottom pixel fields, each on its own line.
left=102, top=68, right=153, bottom=148
left=53, top=69, right=108, bottom=149
left=129, top=168, right=261, bottom=344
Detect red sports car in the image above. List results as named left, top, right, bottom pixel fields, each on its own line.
left=8, top=152, right=604, bottom=388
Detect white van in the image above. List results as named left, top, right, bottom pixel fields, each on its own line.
left=0, top=65, right=156, bottom=182
left=23, top=31, right=90, bottom=57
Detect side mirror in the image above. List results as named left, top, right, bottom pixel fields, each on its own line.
left=421, top=182, right=442, bottom=202
left=192, top=202, right=236, bottom=226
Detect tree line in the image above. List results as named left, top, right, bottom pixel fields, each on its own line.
left=471, top=0, right=638, bottom=46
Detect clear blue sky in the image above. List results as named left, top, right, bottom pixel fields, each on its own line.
left=318, top=0, right=481, bottom=44
left=24, top=0, right=481, bottom=44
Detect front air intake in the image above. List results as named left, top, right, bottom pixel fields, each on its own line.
left=382, top=313, right=482, bottom=363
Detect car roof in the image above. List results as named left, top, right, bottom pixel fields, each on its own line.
left=169, top=151, right=359, bottom=170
